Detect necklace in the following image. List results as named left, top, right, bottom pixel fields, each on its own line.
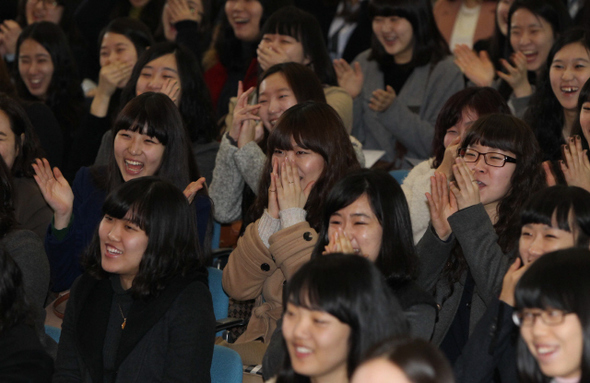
left=118, top=303, right=127, bottom=330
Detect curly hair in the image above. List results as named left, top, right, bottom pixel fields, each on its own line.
left=247, top=101, right=360, bottom=231
left=524, top=27, right=590, bottom=162
left=82, top=177, right=206, bottom=299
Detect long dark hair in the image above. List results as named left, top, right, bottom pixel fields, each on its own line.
left=0, top=156, right=17, bottom=236
left=515, top=248, right=590, bottom=383
left=14, top=22, right=84, bottom=141
left=248, top=101, right=360, bottom=231
left=98, top=17, right=154, bottom=60
left=571, top=73, right=590, bottom=152
left=313, top=169, right=418, bottom=282
left=121, top=42, right=217, bottom=144
left=431, top=87, right=511, bottom=169
left=524, top=27, right=590, bottom=162
left=276, top=254, right=409, bottom=383
left=93, top=92, right=200, bottom=194
left=0, top=245, right=35, bottom=334
left=259, top=6, right=337, bottom=85
left=521, top=186, right=590, bottom=249
left=368, top=0, right=449, bottom=69
left=82, top=177, right=206, bottom=299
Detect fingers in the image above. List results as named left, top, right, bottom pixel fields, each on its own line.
left=333, top=58, right=352, bottom=77
left=542, top=160, right=557, bottom=186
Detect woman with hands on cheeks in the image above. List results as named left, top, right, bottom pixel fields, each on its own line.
left=416, top=113, right=545, bottom=363
left=402, top=87, right=511, bottom=243
left=454, top=185, right=590, bottom=383
left=221, top=101, right=360, bottom=357
left=34, top=92, right=210, bottom=293
left=333, top=0, right=464, bottom=168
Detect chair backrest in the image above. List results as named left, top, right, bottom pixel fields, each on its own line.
left=208, top=267, right=230, bottom=336
left=389, top=169, right=410, bottom=184
left=45, top=325, right=61, bottom=343
left=211, top=345, right=243, bottom=383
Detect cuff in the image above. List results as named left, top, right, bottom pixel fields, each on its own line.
left=258, top=210, right=281, bottom=248
left=280, top=208, right=307, bottom=229
left=51, top=214, right=74, bottom=241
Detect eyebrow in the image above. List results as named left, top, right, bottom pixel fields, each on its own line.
left=143, top=65, right=178, bottom=73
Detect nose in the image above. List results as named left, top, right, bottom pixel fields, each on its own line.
left=128, top=135, right=143, bottom=155
left=108, top=222, right=121, bottom=241
left=562, top=66, right=575, bottom=80
left=291, top=317, right=309, bottom=340
left=527, top=235, right=544, bottom=258
left=146, top=75, right=162, bottom=91
left=472, top=153, right=487, bottom=173
left=530, top=314, right=550, bottom=336
left=382, top=19, right=394, bottom=33
left=232, top=0, right=245, bottom=11
left=268, top=97, right=280, bottom=114
left=519, top=31, right=532, bottom=46
left=285, top=151, right=296, bottom=162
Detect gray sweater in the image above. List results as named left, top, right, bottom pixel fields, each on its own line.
left=352, top=51, right=464, bottom=166
left=416, top=204, right=514, bottom=346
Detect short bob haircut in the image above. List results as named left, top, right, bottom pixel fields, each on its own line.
left=431, top=87, right=511, bottom=169
left=121, top=42, right=217, bottom=144
left=82, top=177, right=206, bottom=299
left=461, top=113, right=545, bottom=252
left=257, top=63, right=327, bottom=106
left=259, top=6, right=337, bottom=86
left=313, top=169, right=418, bottom=282
left=249, top=101, right=360, bottom=230
left=515, top=248, right=590, bottom=383
left=96, top=92, right=200, bottom=193
left=276, top=254, right=409, bottom=383
left=98, top=17, right=154, bottom=59
left=14, top=22, right=84, bottom=135
left=368, top=0, right=449, bottom=68
left=524, top=27, right=589, bottom=162
left=521, top=185, right=590, bottom=249
left=354, top=337, right=454, bottom=383
left=0, top=94, right=44, bottom=178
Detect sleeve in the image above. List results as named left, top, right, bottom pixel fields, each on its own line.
left=448, top=204, right=512, bottom=304
left=400, top=161, right=436, bottom=244
left=454, top=298, right=518, bottom=383
left=376, top=58, right=465, bottom=158
left=268, top=222, right=317, bottom=281
left=222, top=219, right=276, bottom=301
left=234, top=141, right=266, bottom=194
left=44, top=169, right=90, bottom=292
left=209, top=135, right=245, bottom=223
left=163, top=282, right=216, bottom=383
left=508, top=92, right=531, bottom=119
left=194, top=194, right=212, bottom=248
left=405, top=303, right=436, bottom=340
left=415, top=225, right=456, bottom=293
left=53, top=278, right=84, bottom=382
left=324, top=86, right=353, bottom=134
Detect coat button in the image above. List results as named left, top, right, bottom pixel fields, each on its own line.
left=261, top=263, right=270, bottom=271
left=303, top=232, right=313, bottom=241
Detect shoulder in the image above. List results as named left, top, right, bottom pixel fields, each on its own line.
left=2, top=230, right=44, bottom=253
left=429, top=56, right=462, bottom=77
left=323, top=85, right=350, bottom=98
left=353, top=49, right=373, bottom=64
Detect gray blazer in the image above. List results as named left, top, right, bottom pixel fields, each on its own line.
left=352, top=50, right=464, bottom=166
left=416, top=204, right=515, bottom=346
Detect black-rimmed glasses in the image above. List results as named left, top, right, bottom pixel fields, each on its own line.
left=512, top=309, right=571, bottom=327
left=458, top=148, right=517, bottom=168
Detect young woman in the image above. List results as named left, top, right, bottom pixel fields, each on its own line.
left=14, top=21, right=85, bottom=168
left=417, top=113, right=545, bottom=363
left=222, top=101, right=360, bottom=347
left=0, top=94, right=52, bottom=239
left=525, top=28, right=590, bottom=163
left=53, top=177, right=215, bottom=382
left=0, top=246, right=53, bottom=382
left=455, top=0, right=570, bottom=116
left=514, top=247, right=590, bottom=383
left=210, top=62, right=364, bottom=223
left=455, top=185, right=590, bottom=382
left=34, top=92, right=210, bottom=292
left=71, top=17, right=155, bottom=174
left=202, top=0, right=286, bottom=118
left=333, top=0, right=464, bottom=168
left=271, top=253, right=409, bottom=383
left=94, top=42, right=218, bottom=184
left=401, top=86, right=510, bottom=243
left=351, top=337, right=454, bottom=383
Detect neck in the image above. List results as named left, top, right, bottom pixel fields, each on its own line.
left=310, top=366, right=348, bottom=383
left=484, top=202, right=499, bottom=225
left=563, top=108, right=578, bottom=139
left=119, top=275, right=133, bottom=290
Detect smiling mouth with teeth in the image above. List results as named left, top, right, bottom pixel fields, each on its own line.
left=561, top=87, right=579, bottom=93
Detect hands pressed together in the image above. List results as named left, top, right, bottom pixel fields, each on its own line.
left=267, top=159, right=314, bottom=219
left=230, top=81, right=264, bottom=148
left=544, top=135, right=590, bottom=193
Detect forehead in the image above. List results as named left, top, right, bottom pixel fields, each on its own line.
left=332, top=194, right=375, bottom=216
left=468, top=142, right=516, bottom=156
left=19, top=39, right=50, bottom=55
left=511, top=8, right=547, bottom=27
left=145, top=53, right=177, bottom=70
left=101, top=32, right=133, bottom=47
left=259, top=72, right=289, bottom=93
left=553, top=42, right=590, bottom=61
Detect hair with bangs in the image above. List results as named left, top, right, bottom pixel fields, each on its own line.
left=82, top=177, right=206, bottom=299
left=515, top=248, right=590, bottom=383
left=276, top=254, right=409, bottom=383
left=431, top=87, right=511, bottom=169
left=367, top=0, right=448, bottom=68
left=259, top=6, right=337, bottom=85
left=248, top=101, right=360, bottom=230
left=357, top=337, right=454, bottom=383
left=313, top=169, right=418, bottom=282
left=0, top=94, right=44, bottom=178
left=98, top=17, right=154, bottom=59
left=521, top=186, right=590, bottom=248
left=462, top=113, right=545, bottom=252
left=96, top=92, right=199, bottom=193
left=121, top=42, right=217, bottom=143
left=257, top=63, right=327, bottom=107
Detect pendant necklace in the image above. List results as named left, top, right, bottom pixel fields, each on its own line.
left=118, top=303, right=127, bottom=330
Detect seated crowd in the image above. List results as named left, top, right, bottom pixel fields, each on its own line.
left=1, top=0, right=590, bottom=382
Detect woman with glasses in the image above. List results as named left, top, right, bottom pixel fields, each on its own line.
left=513, top=247, right=590, bottom=382
left=416, top=113, right=545, bottom=364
